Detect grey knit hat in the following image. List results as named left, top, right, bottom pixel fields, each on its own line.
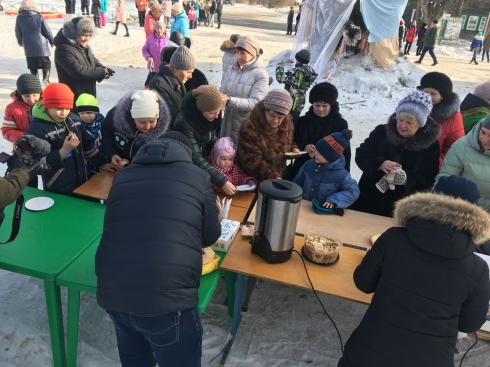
left=482, top=114, right=490, bottom=130
left=16, top=73, right=42, bottom=95
left=170, top=46, right=195, bottom=70
left=295, top=49, right=311, bottom=64
left=155, top=20, right=165, bottom=29
left=395, top=90, right=433, bottom=128
left=63, top=17, right=96, bottom=39
left=263, top=88, right=293, bottom=115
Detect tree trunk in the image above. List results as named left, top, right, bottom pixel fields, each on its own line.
left=453, top=0, right=465, bottom=17
left=418, top=0, right=452, bottom=24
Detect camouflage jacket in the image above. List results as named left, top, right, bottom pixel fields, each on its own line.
left=276, top=64, right=317, bottom=112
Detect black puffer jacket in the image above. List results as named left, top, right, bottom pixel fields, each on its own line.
left=101, top=92, right=170, bottom=162
left=53, top=29, right=106, bottom=102
left=148, top=63, right=186, bottom=124
left=351, top=114, right=440, bottom=217
left=173, top=92, right=227, bottom=187
left=291, top=105, right=350, bottom=178
left=339, top=193, right=490, bottom=367
left=96, top=140, right=221, bottom=314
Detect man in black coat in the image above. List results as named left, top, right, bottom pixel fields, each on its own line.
left=216, top=0, right=222, bottom=29
left=54, top=17, right=112, bottom=104
left=338, top=177, right=490, bottom=367
left=96, top=132, right=221, bottom=367
left=286, top=7, right=294, bottom=35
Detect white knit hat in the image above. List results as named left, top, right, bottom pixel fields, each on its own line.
left=130, top=90, right=160, bottom=119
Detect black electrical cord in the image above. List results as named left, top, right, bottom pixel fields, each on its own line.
left=293, top=249, right=344, bottom=354
left=208, top=344, right=227, bottom=365
left=459, top=332, right=478, bottom=367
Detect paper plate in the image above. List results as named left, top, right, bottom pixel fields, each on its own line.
left=25, top=197, right=54, bottom=211
left=236, top=184, right=256, bottom=192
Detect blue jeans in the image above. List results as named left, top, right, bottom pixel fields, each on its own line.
left=107, top=307, right=203, bottom=367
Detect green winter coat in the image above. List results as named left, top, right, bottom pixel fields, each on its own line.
left=173, top=92, right=228, bottom=188
left=424, top=26, right=439, bottom=48
left=436, top=120, right=490, bottom=212
left=0, top=169, right=29, bottom=208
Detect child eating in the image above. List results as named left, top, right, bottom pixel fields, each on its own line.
left=293, top=130, right=359, bottom=210
left=207, top=137, right=257, bottom=193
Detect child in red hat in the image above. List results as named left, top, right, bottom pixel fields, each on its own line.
left=25, top=83, right=113, bottom=196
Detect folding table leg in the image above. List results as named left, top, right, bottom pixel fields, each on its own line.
left=224, top=271, right=236, bottom=318
left=43, top=280, right=67, bottom=367
left=66, top=289, right=81, bottom=367
left=219, top=273, right=245, bottom=366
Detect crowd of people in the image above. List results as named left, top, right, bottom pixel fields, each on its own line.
left=3, top=5, right=490, bottom=367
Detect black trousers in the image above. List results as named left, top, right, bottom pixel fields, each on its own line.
left=81, top=4, right=89, bottom=14
left=138, top=11, right=145, bottom=27
left=482, top=51, right=489, bottom=61
left=416, top=45, right=424, bottom=55
left=287, top=22, right=293, bottom=34
left=114, top=21, right=129, bottom=35
left=404, top=41, right=413, bottom=54
left=217, top=12, right=221, bottom=28
left=419, top=47, right=437, bottom=62
left=29, top=66, right=50, bottom=81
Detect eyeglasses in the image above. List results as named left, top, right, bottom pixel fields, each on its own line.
left=265, top=110, right=286, bottom=121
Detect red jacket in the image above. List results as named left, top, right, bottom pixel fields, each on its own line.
left=405, top=25, right=417, bottom=42
left=2, top=91, right=34, bottom=144
left=207, top=151, right=258, bottom=193
left=437, top=111, right=464, bottom=168
left=144, top=13, right=159, bottom=38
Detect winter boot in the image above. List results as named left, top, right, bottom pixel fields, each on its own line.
left=123, top=24, right=129, bottom=37
left=42, top=68, right=50, bottom=86
left=431, top=61, right=438, bottom=66
left=414, top=60, right=422, bottom=64
left=111, top=22, right=119, bottom=35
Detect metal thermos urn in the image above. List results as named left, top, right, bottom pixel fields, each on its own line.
left=251, top=179, right=303, bottom=264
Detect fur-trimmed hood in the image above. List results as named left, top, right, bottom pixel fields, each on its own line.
left=63, top=17, right=96, bottom=40
left=111, top=91, right=171, bottom=146
left=385, top=113, right=441, bottom=151
left=220, top=39, right=236, bottom=53
left=18, top=6, right=38, bottom=12
left=394, top=193, right=490, bottom=247
left=430, top=92, right=460, bottom=124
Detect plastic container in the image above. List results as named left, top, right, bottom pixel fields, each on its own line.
left=302, top=230, right=343, bottom=265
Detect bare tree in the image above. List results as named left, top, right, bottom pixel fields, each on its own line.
left=453, top=0, right=466, bottom=16
left=418, top=0, right=452, bottom=23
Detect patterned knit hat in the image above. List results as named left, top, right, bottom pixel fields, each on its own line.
left=295, top=49, right=311, bottom=64
left=43, top=83, right=74, bottom=109
left=395, top=90, right=433, bottom=127
left=130, top=90, right=159, bottom=118
left=263, top=88, right=293, bottom=115
left=315, top=130, right=352, bottom=163
left=236, top=36, right=260, bottom=56
left=16, top=73, right=42, bottom=95
left=213, top=137, right=235, bottom=162
left=170, top=46, right=195, bottom=70
left=150, top=3, right=162, bottom=13
left=192, top=85, right=222, bottom=112
left=75, top=93, right=99, bottom=113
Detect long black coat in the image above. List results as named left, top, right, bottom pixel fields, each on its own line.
left=416, top=25, right=428, bottom=47
left=291, top=104, right=350, bottom=178
left=350, top=115, right=440, bottom=217
left=96, top=140, right=221, bottom=314
left=15, top=7, right=54, bottom=58
left=53, top=29, right=106, bottom=102
left=339, top=193, right=490, bottom=367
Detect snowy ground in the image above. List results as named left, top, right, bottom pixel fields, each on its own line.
left=1, top=3, right=490, bottom=366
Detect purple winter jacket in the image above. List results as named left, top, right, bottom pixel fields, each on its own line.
left=142, top=32, right=169, bottom=72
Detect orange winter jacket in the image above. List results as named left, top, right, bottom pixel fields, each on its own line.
left=437, top=111, right=464, bottom=168
left=136, top=0, right=148, bottom=12
left=2, top=91, right=37, bottom=144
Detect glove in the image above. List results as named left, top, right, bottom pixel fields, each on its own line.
left=312, top=198, right=345, bottom=216
left=12, top=156, right=41, bottom=182
left=376, top=175, right=389, bottom=193
left=107, top=68, right=115, bottom=76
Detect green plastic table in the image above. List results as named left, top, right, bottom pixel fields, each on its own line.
left=0, top=187, right=106, bottom=367
left=56, top=239, right=226, bottom=367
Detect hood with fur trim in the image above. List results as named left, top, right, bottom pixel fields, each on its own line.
left=430, top=92, right=460, bottom=124
left=220, top=39, right=236, bottom=54
left=18, top=6, right=38, bottom=12
left=111, top=91, right=171, bottom=147
left=63, top=17, right=96, bottom=40
left=385, top=113, right=441, bottom=151
left=394, top=192, right=490, bottom=247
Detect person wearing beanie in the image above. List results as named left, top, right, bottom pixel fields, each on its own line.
left=149, top=46, right=196, bottom=123
left=101, top=90, right=170, bottom=166
left=15, top=0, right=55, bottom=86
left=398, top=19, right=406, bottom=50
left=350, top=91, right=440, bottom=217
left=339, top=192, right=490, bottom=367
left=220, top=33, right=240, bottom=85
left=469, top=31, right=484, bottom=65
left=290, top=82, right=350, bottom=180
left=436, top=114, right=490, bottom=213
left=414, top=20, right=440, bottom=66
left=236, top=89, right=300, bottom=183
left=75, top=93, right=106, bottom=175
left=220, top=35, right=268, bottom=146
left=144, top=3, right=163, bottom=38
left=275, top=48, right=317, bottom=123
left=2, top=74, right=43, bottom=145
left=25, top=83, right=110, bottom=196
left=420, top=72, right=464, bottom=167
left=136, top=0, right=148, bottom=27
left=142, top=20, right=169, bottom=86
left=286, top=6, right=294, bottom=35
left=173, top=85, right=237, bottom=195
left=293, top=130, right=359, bottom=209
left=96, top=131, right=220, bottom=367
left=171, top=1, right=189, bottom=38
left=112, top=0, right=130, bottom=37
left=54, top=17, right=113, bottom=103
left=460, top=81, right=490, bottom=134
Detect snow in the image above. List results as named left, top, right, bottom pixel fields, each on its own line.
left=0, top=3, right=489, bottom=366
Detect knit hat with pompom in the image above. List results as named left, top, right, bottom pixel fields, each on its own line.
left=395, top=90, right=433, bottom=127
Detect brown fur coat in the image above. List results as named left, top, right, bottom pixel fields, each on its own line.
left=236, top=101, right=298, bottom=182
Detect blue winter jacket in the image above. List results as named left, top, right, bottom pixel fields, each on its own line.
left=15, top=8, right=54, bottom=58
left=293, top=156, right=359, bottom=208
left=171, top=11, right=189, bottom=38
left=470, top=36, right=483, bottom=51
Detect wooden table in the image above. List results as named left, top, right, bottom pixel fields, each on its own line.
left=73, top=171, right=115, bottom=201
left=249, top=199, right=393, bottom=250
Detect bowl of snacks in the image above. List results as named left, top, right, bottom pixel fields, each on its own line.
left=302, top=231, right=343, bottom=265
